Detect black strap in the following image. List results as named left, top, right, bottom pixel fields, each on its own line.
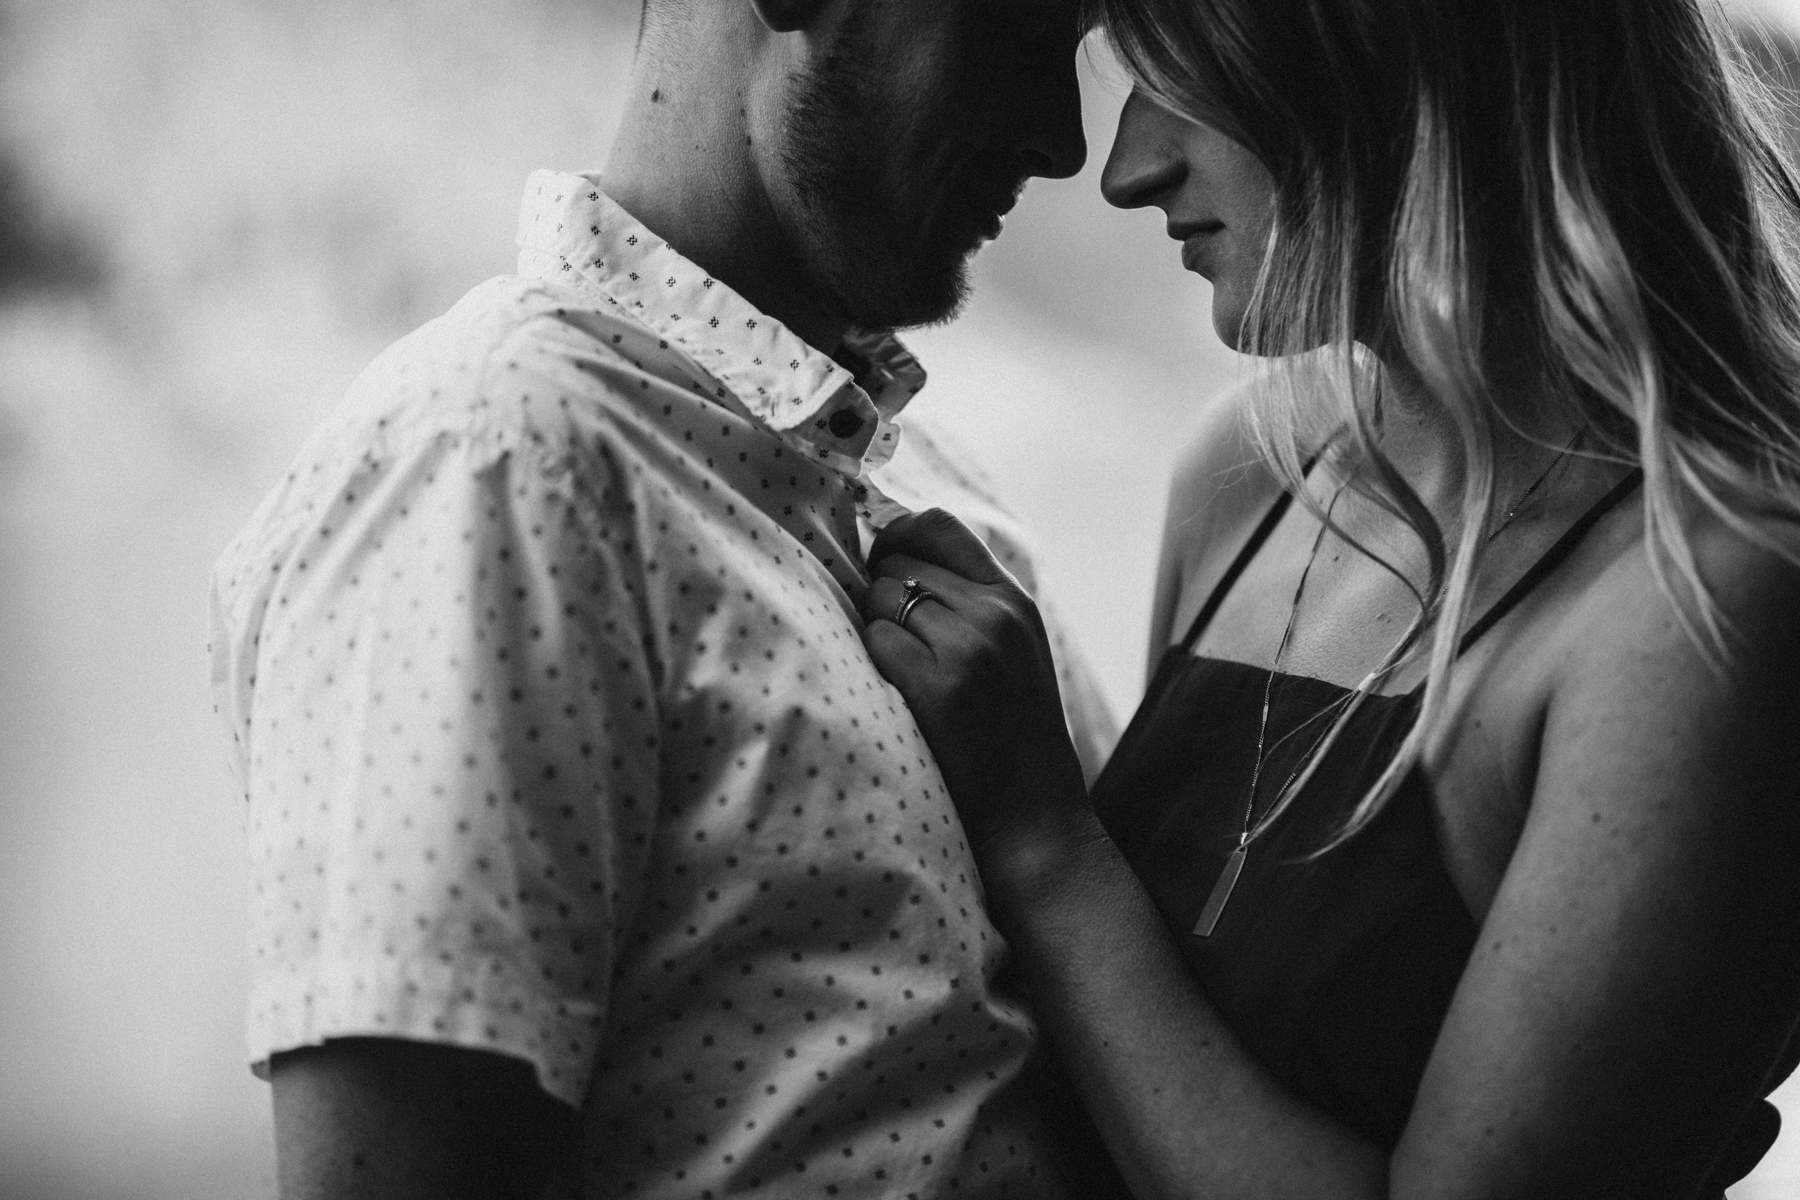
left=1457, top=468, right=1643, bottom=653
left=1177, top=479, right=1302, bottom=654
left=1177, top=466, right=1645, bottom=658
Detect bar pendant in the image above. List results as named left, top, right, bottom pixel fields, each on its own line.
left=1193, top=845, right=1248, bottom=937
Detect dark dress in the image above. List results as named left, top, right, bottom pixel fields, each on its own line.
left=1088, top=470, right=1788, bottom=1190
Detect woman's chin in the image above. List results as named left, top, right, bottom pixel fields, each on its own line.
left=1211, top=304, right=1255, bottom=353
left=1210, top=306, right=1330, bottom=359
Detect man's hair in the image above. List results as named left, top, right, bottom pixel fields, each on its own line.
left=1101, top=0, right=1800, bottom=842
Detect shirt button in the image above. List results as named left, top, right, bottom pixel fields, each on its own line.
left=827, top=410, right=865, bottom=439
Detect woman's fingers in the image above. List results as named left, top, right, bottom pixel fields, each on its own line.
left=871, top=509, right=1016, bottom=589
left=861, top=579, right=964, bottom=714
left=858, top=512, right=1085, bottom=858
left=863, top=571, right=958, bottom=643
left=866, top=554, right=981, bottom=612
left=863, top=616, right=939, bottom=690
left=863, top=536, right=1047, bottom=675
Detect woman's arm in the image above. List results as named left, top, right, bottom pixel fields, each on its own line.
left=866, top=513, right=1384, bottom=1196
left=1389, top=528, right=1800, bottom=1195
left=981, top=806, right=1391, bottom=1198
left=864, top=512, right=1800, bottom=1200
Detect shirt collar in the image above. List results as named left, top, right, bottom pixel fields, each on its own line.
left=515, top=170, right=926, bottom=478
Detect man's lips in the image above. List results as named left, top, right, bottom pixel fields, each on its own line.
left=963, top=185, right=1023, bottom=242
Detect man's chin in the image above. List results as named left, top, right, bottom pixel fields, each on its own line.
left=839, top=255, right=973, bottom=332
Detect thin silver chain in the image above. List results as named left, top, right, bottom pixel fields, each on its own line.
left=1238, top=429, right=1584, bottom=848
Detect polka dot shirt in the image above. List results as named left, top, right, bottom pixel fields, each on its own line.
left=209, top=172, right=1116, bottom=1198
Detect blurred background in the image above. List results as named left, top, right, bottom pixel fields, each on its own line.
left=2, top=1, right=1798, bottom=1196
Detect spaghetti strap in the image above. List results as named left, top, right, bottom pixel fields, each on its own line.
left=1457, top=469, right=1643, bottom=654
left=1177, top=475, right=1304, bottom=654
left=1176, top=465, right=1643, bottom=658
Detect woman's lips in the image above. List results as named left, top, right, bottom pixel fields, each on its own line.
left=1175, top=221, right=1225, bottom=273
left=1180, top=223, right=1224, bottom=271
left=1180, top=237, right=1205, bottom=272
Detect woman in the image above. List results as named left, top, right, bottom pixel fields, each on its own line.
left=859, top=0, right=1800, bottom=1194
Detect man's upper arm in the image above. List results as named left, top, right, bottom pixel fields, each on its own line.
left=225, top=351, right=666, bottom=1138
left=270, top=1038, right=579, bottom=1200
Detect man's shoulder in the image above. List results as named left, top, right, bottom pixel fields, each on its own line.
left=342, top=274, right=665, bottom=455
left=214, top=278, right=678, bottom=598
left=284, top=272, right=722, bottom=502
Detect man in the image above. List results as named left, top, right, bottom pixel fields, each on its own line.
left=210, top=0, right=1116, bottom=1195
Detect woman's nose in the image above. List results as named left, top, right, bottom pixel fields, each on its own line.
left=1100, top=90, right=1186, bottom=211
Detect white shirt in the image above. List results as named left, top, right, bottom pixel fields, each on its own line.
left=211, top=171, right=1114, bottom=1198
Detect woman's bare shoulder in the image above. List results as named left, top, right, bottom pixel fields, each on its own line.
left=1559, top=507, right=1800, bottom=691
left=1533, top=504, right=1800, bottom=827
left=1147, top=383, right=1283, bottom=654
left=1398, top=510, right=1800, bottom=1194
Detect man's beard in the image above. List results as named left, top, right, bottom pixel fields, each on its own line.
left=780, top=35, right=974, bottom=331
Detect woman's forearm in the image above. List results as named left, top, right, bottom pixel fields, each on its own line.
left=985, top=809, right=1389, bottom=1200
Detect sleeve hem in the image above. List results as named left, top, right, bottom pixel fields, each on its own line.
left=248, top=957, right=602, bottom=1108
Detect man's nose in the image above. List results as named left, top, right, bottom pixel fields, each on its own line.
left=1017, top=58, right=1088, bottom=180
left=1101, top=90, right=1184, bottom=209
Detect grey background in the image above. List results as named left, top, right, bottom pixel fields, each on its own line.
left=0, top=1, right=1792, bottom=1195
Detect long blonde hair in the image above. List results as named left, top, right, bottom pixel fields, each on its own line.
left=1097, top=0, right=1800, bottom=842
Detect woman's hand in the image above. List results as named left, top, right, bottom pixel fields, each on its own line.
left=858, top=509, right=1091, bottom=866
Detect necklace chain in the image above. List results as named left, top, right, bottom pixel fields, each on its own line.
left=1484, top=429, right=1584, bottom=544
left=1193, top=431, right=1584, bottom=938
left=1238, top=486, right=1341, bottom=849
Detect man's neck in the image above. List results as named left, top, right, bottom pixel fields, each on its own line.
left=599, top=47, right=852, bottom=355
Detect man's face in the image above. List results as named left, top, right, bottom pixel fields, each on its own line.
left=775, top=0, right=1088, bottom=331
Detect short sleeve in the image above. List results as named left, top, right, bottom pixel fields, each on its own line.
left=230, top=427, right=660, bottom=1107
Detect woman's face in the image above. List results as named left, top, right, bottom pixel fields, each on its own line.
left=1100, top=88, right=1277, bottom=350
